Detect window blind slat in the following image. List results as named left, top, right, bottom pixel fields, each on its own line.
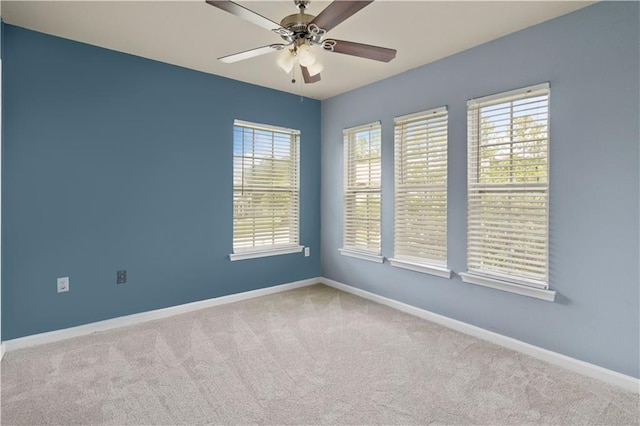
left=394, top=108, right=448, bottom=267
left=233, top=121, right=300, bottom=252
left=467, top=85, right=549, bottom=287
left=343, top=123, right=382, bottom=255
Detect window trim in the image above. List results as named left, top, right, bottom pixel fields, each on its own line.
left=460, top=272, right=556, bottom=302
left=231, top=119, right=300, bottom=259
left=234, top=119, right=300, bottom=136
left=339, top=248, right=385, bottom=263
left=465, top=82, right=551, bottom=293
left=393, top=106, right=449, bottom=274
left=467, top=82, right=550, bottom=107
left=388, top=257, right=451, bottom=278
left=230, top=245, right=304, bottom=261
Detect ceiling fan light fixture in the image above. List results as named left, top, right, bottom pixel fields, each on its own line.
left=277, top=49, right=295, bottom=73
left=297, top=43, right=316, bottom=67
left=207, top=0, right=396, bottom=85
left=307, top=61, right=323, bottom=77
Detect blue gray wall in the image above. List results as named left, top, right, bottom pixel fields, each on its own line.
left=1, top=21, right=4, bottom=347
left=2, top=1, right=638, bottom=380
left=2, top=25, right=321, bottom=340
left=321, top=1, right=639, bottom=378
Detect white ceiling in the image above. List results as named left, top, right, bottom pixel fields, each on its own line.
left=1, top=1, right=592, bottom=100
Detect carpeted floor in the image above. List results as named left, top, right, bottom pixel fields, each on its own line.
left=1, top=284, right=638, bottom=425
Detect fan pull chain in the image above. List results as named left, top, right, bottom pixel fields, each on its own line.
left=300, top=73, right=304, bottom=102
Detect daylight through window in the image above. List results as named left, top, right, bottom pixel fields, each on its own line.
left=466, top=83, right=550, bottom=288
left=232, top=120, right=300, bottom=257
left=342, top=122, right=382, bottom=257
left=393, top=107, right=448, bottom=271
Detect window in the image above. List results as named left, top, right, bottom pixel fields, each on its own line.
left=230, top=120, right=302, bottom=261
left=340, top=122, right=383, bottom=263
left=462, top=83, right=554, bottom=301
left=390, top=107, right=450, bottom=278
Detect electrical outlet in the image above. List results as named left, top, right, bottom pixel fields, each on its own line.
left=304, top=247, right=310, bottom=257
left=117, top=270, right=127, bottom=284
left=57, top=277, right=69, bottom=293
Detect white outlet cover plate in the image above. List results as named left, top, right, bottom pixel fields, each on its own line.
left=304, top=247, right=310, bottom=257
left=57, top=277, right=69, bottom=293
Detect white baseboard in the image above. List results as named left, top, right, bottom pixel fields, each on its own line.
left=3, top=277, right=320, bottom=353
left=320, top=277, right=640, bottom=394
left=3, top=275, right=637, bottom=394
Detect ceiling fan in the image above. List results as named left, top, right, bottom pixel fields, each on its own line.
left=205, top=0, right=397, bottom=84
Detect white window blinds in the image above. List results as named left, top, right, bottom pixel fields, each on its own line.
left=394, top=107, right=448, bottom=267
left=233, top=120, right=300, bottom=253
left=343, top=122, right=382, bottom=255
left=467, top=83, right=550, bottom=288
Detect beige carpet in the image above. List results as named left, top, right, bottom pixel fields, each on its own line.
left=1, top=284, right=638, bottom=425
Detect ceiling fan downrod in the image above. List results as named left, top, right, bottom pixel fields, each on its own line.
left=294, top=0, right=309, bottom=11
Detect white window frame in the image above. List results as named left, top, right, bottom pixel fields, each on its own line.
left=390, top=106, right=451, bottom=278
left=230, top=119, right=302, bottom=261
left=340, top=121, right=384, bottom=263
left=462, top=83, right=555, bottom=301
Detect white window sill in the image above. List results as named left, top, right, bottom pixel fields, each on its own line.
left=339, top=248, right=384, bottom=263
left=230, top=245, right=303, bottom=261
left=388, top=258, right=452, bottom=278
left=459, top=272, right=556, bottom=302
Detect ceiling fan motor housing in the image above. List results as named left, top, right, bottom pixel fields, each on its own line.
left=280, top=1, right=324, bottom=47
left=280, top=13, right=315, bottom=36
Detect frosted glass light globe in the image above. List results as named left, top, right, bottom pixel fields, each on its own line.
left=297, top=44, right=316, bottom=67
left=277, top=49, right=295, bottom=73
left=307, top=61, right=323, bottom=77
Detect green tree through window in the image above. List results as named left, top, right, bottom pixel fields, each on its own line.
left=467, top=84, right=550, bottom=288
left=233, top=121, right=300, bottom=253
left=343, top=122, right=382, bottom=255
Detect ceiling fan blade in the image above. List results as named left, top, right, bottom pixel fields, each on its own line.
left=205, top=1, right=292, bottom=36
left=322, top=39, right=396, bottom=62
left=301, top=66, right=321, bottom=84
left=219, top=44, right=288, bottom=63
left=310, top=0, right=373, bottom=32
